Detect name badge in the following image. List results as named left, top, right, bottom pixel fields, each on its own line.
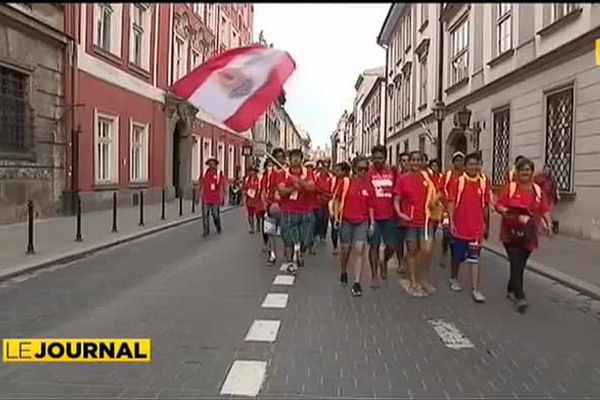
left=290, top=191, right=299, bottom=200
left=210, top=183, right=216, bottom=191
left=247, top=189, right=256, bottom=198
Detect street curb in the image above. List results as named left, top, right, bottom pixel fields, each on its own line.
left=0, top=206, right=240, bottom=283
left=482, top=243, right=600, bottom=301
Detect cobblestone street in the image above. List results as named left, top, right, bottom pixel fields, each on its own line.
left=1, top=209, right=599, bottom=398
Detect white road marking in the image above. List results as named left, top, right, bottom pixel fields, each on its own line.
left=245, top=319, right=281, bottom=342
left=279, top=263, right=289, bottom=272
left=220, top=360, right=267, bottom=397
left=261, top=293, right=288, bottom=308
left=273, top=275, right=295, bottom=286
left=428, top=319, right=474, bottom=349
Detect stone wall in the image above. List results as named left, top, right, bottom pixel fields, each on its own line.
left=0, top=4, right=66, bottom=224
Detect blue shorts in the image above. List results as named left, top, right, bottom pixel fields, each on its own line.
left=404, top=226, right=436, bottom=243
left=340, top=221, right=368, bottom=245
left=369, top=219, right=399, bottom=246
left=281, top=212, right=313, bottom=248
left=451, top=239, right=481, bottom=264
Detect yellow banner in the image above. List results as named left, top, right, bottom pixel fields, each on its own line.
left=596, top=39, right=600, bottom=66
left=2, top=339, right=151, bottom=363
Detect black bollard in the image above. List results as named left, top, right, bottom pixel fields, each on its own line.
left=111, top=192, right=118, bottom=233
left=191, top=187, right=196, bottom=214
left=139, top=190, right=144, bottom=226
left=75, top=194, right=82, bottom=242
left=179, top=189, right=183, bottom=216
left=161, top=188, right=166, bottom=220
left=26, top=200, right=34, bottom=254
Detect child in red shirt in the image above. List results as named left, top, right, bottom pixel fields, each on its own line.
left=446, top=152, right=491, bottom=303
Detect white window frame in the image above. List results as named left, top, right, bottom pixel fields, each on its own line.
left=173, top=34, right=188, bottom=82
left=552, top=3, right=579, bottom=22
left=94, top=3, right=122, bottom=57
left=191, top=135, right=201, bottom=182
left=496, top=4, right=512, bottom=55
left=228, top=145, right=235, bottom=179
left=403, top=72, right=411, bottom=120
left=420, top=3, right=428, bottom=27
left=449, top=17, right=469, bottom=85
left=404, top=10, right=412, bottom=51
left=94, top=110, right=119, bottom=185
left=130, top=4, right=151, bottom=70
left=129, top=120, right=149, bottom=183
left=217, top=142, right=225, bottom=175
left=419, top=57, right=428, bottom=107
left=191, top=48, right=201, bottom=70
left=202, top=138, right=212, bottom=174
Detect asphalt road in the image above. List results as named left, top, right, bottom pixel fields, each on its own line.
left=0, top=209, right=599, bottom=399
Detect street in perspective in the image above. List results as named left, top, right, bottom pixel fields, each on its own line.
left=1, top=2, right=600, bottom=399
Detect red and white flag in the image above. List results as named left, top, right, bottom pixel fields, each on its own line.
left=170, top=45, right=296, bottom=133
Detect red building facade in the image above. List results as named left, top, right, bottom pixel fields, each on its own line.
left=62, top=3, right=254, bottom=210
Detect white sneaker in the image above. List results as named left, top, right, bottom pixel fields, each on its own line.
left=449, top=279, right=462, bottom=292
left=472, top=290, right=486, bottom=303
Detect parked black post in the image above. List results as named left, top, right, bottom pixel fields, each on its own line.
left=161, top=188, right=166, bottom=220
left=179, top=189, right=183, bottom=216
left=191, top=187, right=196, bottom=214
left=139, top=190, right=144, bottom=226
left=26, top=200, right=35, bottom=254
left=111, top=192, right=118, bottom=233
left=75, top=194, right=82, bottom=242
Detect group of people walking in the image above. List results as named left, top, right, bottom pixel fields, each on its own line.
left=199, top=145, right=555, bottom=314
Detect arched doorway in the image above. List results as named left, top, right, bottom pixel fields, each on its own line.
left=172, top=119, right=186, bottom=197
left=445, top=128, right=467, bottom=166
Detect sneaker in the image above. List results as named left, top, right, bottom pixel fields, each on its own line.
left=267, top=253, right=276, bottom=265
left=340, top=272, right=348, bottom=285
left=286, top=263, right=298, bottom=275
left=449, top=279, right=462, bottom=292
left=506, top=292, right=517, bottom=302
left=472, top=290, right=486, bottom=303
left=351, top=282, right=362, bottom=297
left=516, top=299, right=528, bottom=313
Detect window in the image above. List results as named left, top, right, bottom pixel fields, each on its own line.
left=450, top=18, right=469, bottom=85
left=218, top=143, right=225, bottom=175
left=202, top=138, right=212, bottom=173
left=191, top=49, right=201, bottom=70
left=131, top=4, right=146, bottom=67
left=173, top=35, right=187, bottom=82
left=420, top=3, right=428, bottom=27
left=130, top=122, right=148, bottom=182
left=545, top=87, right=574, bottom=192
left=97, top=3, right=113, bottom=51
left=552, top=3, right=579, bottom=22
left=403, top=72, right=411, bottom=120
left=419, top=135, right=426, bottom=154
left=492, top=108, right=510, bottom=187
left=404, top=10, right=412, bottom=51
left=220, top=17, right=227, bottom=46
left=496, top=4, right=512, bottom=54
left=395, top=144, right=401, bottom=164
left=419, top=57, right=428, bottom=107
left=95, top=113, right=119, bottom=184
left=403, top=139, right=409, bottom=153
left=0, top=66, right=29, bottom=152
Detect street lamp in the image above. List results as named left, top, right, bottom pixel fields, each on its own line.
left=432, top=100, right=446, bottom=168
left=454, top=106, right=472, bottom=130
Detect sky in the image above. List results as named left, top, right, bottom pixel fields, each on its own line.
left=254, top=3, right=390, bottom=148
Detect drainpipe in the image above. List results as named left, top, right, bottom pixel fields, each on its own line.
left=383, top=45, right=389, bottom=147
left=436, top=6, right=445, bottom=170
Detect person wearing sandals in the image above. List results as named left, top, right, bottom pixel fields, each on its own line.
left=395, top=152, right=410, bottom=275
left=393, top=151, right=441, bottom=297
left=446, top=152, right=491, bottom=303
left=332, top=157, right=375, bottom=296
left=495, top=157, right=552, bottom=313
left=277, top=149, right=316, bottom=274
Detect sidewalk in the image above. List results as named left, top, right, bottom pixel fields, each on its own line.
left=483, top=214, right=600, bottom=299
left=0, top=199, right=236, bottom=282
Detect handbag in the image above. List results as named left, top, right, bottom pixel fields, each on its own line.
left=263, top=215, right=280, bottom=236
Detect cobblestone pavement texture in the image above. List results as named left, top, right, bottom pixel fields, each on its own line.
left=0, top=209, right=599, bottom=398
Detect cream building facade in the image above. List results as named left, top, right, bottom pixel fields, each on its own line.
left=378, top=3, right=600, bottom=241
left=351, top=67, right=384, bottom=156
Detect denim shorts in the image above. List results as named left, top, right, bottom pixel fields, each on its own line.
left=369, top=219, right=399, bottom=246
left=281, top=212, right=313, bottom=248
left=339, top=221, right=368, bottom=245
left=404, top=226, right=436, bottom=243
left=451, top=239, right=481, bottom=264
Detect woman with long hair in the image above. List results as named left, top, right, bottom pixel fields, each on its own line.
left=495, top=158, right=552, bottom=313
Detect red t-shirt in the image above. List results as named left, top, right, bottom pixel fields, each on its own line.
left=243, top=176, right=261, bottom=209
left=496, top=184, right=550, bottom=251
left=394, top=172, right=409, bottom=227
left=367, top=165, right=396, bottom=221
left=267, top=168, right=286, bottom=204
left=447, top=176, right=491, bottom=241
left=393, top=172, right=432, bottom=228
left=315, top=170, right=334, bottom=205
left=335, top=177, right=374, bottom=224
left=201, top=170, right=223, bottom=204
left=279, top=168, right=315, bottom=214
